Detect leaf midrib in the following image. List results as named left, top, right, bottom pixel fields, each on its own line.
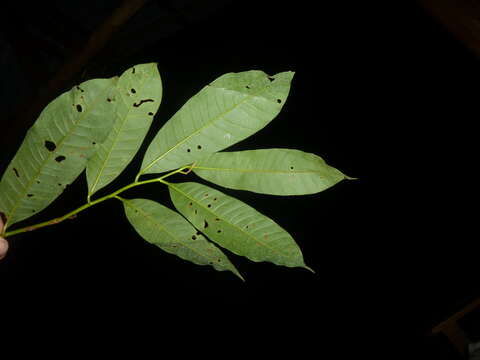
left=169, top=183, right=295, bottom=261
left=124, top=200, right=224, bottom=265
left=141, top=84, right=275, bottom=174
left=89, top=73, right=152, bottom=195
left=8, top=84, right=112, bottom=224
left=194, top=165, right=326, bottom=174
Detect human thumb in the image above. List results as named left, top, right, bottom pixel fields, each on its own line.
left=0, top=217, right=8, bottom=260
left=0, top=236, right=8, bottom=260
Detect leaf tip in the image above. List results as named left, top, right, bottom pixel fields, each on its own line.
left=236, top=272, right=246, bottom=282
left=304, top=265, right=315, bottom=274
left=229, top=267, right=245, bottom=282
left=280, top=70, right=295, bottom=80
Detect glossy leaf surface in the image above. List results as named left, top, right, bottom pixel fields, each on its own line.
left=193, top=148, right=350, bottom=195
left=140, top=70, right=294, bottom=175
left=0, top=77, right=118, bottom=227
left=123, top=198, right=243, bottom=280
left=87, top=63, right=162, bottom=196
left=168, top=182, right=312, bottom=271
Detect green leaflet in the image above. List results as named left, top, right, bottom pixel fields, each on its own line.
left=0, top=77, right=118, bottom=228
left=123, top=198, right=243, bottom=280
left=168, top=182, right=312, bottom=271
left=87, top=63, right=162, bottom=197
left=139, top=70, right=294, bottom=176
left=193, top=149, right=352, bottom=195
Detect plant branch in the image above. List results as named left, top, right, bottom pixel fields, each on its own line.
left=3, top=165, right=192, bottom=238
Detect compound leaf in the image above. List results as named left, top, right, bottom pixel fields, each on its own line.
left=87, top=63, right=162, bottom=197
left=193, top=148, right=352, bottom=195
left=0, top=77, right=118, bottom=228
left=139, top=70, right=294, bottom=176
left=123, top=198, right=243, bottom=280
left=168, top=182, right=312, bottom=271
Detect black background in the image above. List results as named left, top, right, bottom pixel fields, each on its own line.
left=0, top=0, right=479, bottom=357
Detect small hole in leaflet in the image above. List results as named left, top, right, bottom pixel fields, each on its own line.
left=58, top=183, right=62, bottom=186
left=276, top=99, right=282, bottom=104
left=36, top=180, right=40, bottom=184
left=44, top=140, right=56, bottom=152
left=55, top=155, right=66, bottom=163
left=217, top=229, right=222, bottom=234
left=131, top=88, right=136, bottom=94
left=76, top=104, right=83, bottom=112
left=215, top=218, right=220, bottom=221
left=213, top=197, right=217, bottom=201
left=207, top=204, right=212, bottom=208
left=13, top=168, right=20, bottom=177
left=194, top=209, right=198, bottom=215
left=148, top=112, right=154, bottom=116
left=191, top=235, right=197, bottom=240
left=132, top=67, right=136, bottom=74
left=187, top=149, right=191, bottom=153
left=107, top=98, right=112, bottom=102
left=203, top=220, right=209, bottom=228
left=197, top=145, right=202, bottom=150
left=133, top=99, right=154, bottom=107
left=268, top=76, right=275, bottom=82
left=290, top=166, right=294, bottom=170
left=188, top=202, right=193, bottom=207
left=27, top=194, right=34, bottom=197
left=245, top=225, right=249, bottom=229
left=246, top=85, right=250, bottom=89
left=92, top=142, right=96, bottom=145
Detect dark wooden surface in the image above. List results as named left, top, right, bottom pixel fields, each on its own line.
left=419, top=0, right=480, bottom=58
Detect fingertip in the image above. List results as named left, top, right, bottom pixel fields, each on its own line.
left=0, top=237, right=8, bottom=260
